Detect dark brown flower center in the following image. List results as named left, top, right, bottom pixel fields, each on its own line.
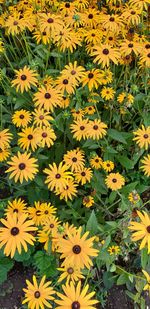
left=72, top=302, right=80, bottom=309
left=103, top=48, right=109, bottom=55
left=88, top=72, right=94, bottom=79
left=39, top=115, right=44, bottom=120
left=109, top=36, right=113, bottom=41
left=21, top=74, right=27, bottom=81
left=147, top=226, right=150, bottom=233
left=55, top=173, right=61, bottom=179
left=145, top=44, right=150, bottom=49
left=34, top=291, right=41, bottom=298
left=45, top=210, right=48, bottom=214
left=50, top=223, right=54, bottom=228
left=67, top=267, right=74, bottom=274
left=109, top=17, right=115, bottom=21
left=72, top=245, right=81, bottom=254
left=80, top=126, right=85, bottom=130
left=125, top=55, right=130, bottom=60
left=28, top=134, right=33, bottom=140
left=72, top=157, right=77, bottom=162
left=91, top=33, right=95, bottom=37
left=131, top=10, right=135, bottom=14
left=19, top=114, right=25, bottom=119
left=36, top=210, right=41, bottom=216
left=95, top=159, right=99, bottom=163
left=42, top=132, right=47, bottom=138
left=112, top=178, right=117, bottom=183
left=13, top=21, right=18, bottom=26
left=71, top=70, right=76, bottom=75
left=93, top=125, right=98, bottom=130
left=144, top=134, right=149, bottom=138
left=128, top=43, right=133, bottom=48
left=13, top=209, right=18, bottom=213
left=88, top=14, right=93, bottom=19
left=45, top=92, right=51, bottom=99
left=42, top=31, right=46, bottom=35
left=81, top=171, right=86, bottom=176
left=47, top=18, right=54, bottom=23
left=63, top=79, right=69, bottom=84
left=65, top=2, right=70, bottom=8
left=147, top=53, right=150, bottom=58
left=19, top=163, right=26, bottom=170
left=11, top=227, right=19, bottom=236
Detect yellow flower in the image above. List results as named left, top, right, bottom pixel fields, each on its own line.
left=22, top=275, right=55, bottom=309
left=55, top=179, right=78, bottom=201
left=129, top=211, right=150, bottom=253
left=55, top=281, right=98, bottom=308
left=103, top=160, right=114, bottom=172
left=81, top=69, right=102, bottom=91
left=142, top=270, right=150, bottom=291
left=108, top=245, right=120, bottom=255
left=128, top=191, right=140, bottom=204
left=18, top=127, right=41, bottom=152
left=57, top=261, right=84, bottom=284
left=90, top=155, right=103, bottom=169
left=44, top=162, right=73, bottom=191
left=84, top=105, right=96, bottom=115
left=63, top=148, right=85, bottom=172
left=101, top=87, right=115, bottom=101
left=140, top=154, right=150, bottom=177
left=70, top=118, right=90, bottom=141
left=32, top=108, right=53, bottom=127
left=105, top=172, right=125, bottom=190
left=74, top=167, right=93, bottom=185
left=5, top=198, right=27, bottom=218
left=61, top=61, right=85, bottom=85
left=37, top=126, right=56, bottom=148
left=42, top=215, right=61, bottom=237
left=133, top=125, right=150, bottom=150
left=6, top=152, right=38, bottom=184
left=0, top=148, right=10, bottom=162
left=0, top=213, right=37, bottom=258
left=91, top=44, right=120, bottom=67
left=33, top=85, right=62, bottom=112
left=87, top=119, right=107, bottom=140
left=0, top=129, right=12, bottom=150
left=83, top=195, right=94, bottom=208
left=11, top=66, right=38, bottom=93
left=12, top=109, right=32, bottom=128
left=57, top=226, right=98, bottom=269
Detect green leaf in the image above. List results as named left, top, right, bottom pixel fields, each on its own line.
left=0, top=258, right=14, bottom=285
left=117, top=155, right=134, bottom=169
left=86, top=210, right=98, bottom=236
left=117, top=273, right=128, bottom=285
left=82, top=139, right=99, bottom=149
left=141, top=248, right=148, bottom=269
left=108, top=129, right=127, bottom=144
left=14, top=248, right=31, bottom=262
left=103, top=271, right=116, bottom=289
left=34, top=251, right=58, bottom=277
left=103, top=235, right=111, bottom=249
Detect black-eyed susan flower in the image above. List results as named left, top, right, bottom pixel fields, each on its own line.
left=42, top=215, right=61, bottom=237
left=90, top=155, right=103, bottom=169
left=142, top=270, right=150, bottom=291
left=55, top=75, right=77, bottom=95
left=5, top=12, right=27, bottom=36
left=6, top=151, right=38, bottom=183
left=128, top=191, right=140, bottom=204
left=91, top=44, right=120, bottom=67
left=71, top=108, right=85, bottom=119
left=84, top=28, right=102, bottom=45
left=0, top=213, right=37, bottom=258
left=37, top=126, right=56, bottom=148
left=40, top=12, right=63, bottom=33
left=105, top=172, right=125, bottom=190
left=70, top=118, right=90, bottom=141
left=54, top=26, right=82, bottom=53
left=87, top=119, right=107, bottom=140
left=83, top=8, right=100, bottom=28
left=32, top=108, right=53, bottom=127
left=139, top=51, right=150, bottom=68
left=101, top=87, right=115, bottom=100
left=55, top=179, right=78, bottom=202
left=74, top=167, right=93, bottom=185
left=133, top=125, right=150, bottom=150
left=61, top=61, right=85, bottom=85
left=12, top=109, right=32, bottom=128
left=57, top=226, right=98, bottom=269
left=5, top=198, right=27, bottom=218
left=129, top=0, right=150, bottom=11
left=140, top=154, right=150, bottom=177
left=129, top=211, right=150, bottom=253
left=22, top=275, right=55, bottom=309
left=18, top=126, right=41, bottom=152
left=100, top=13, right=124, bottom=32
left=57, top=261, right=84, bottom=284
left=83, top=195, right=94, bottom=208
left=103, top=160, right=114, bottom=172
left=44, top=162, right=73, bottom=191
left=120, top=39, right=141, bottom=56
left=55, top=281, right=98, bottom=308
left=0, top=129, right=12, bottom=150
left=81, top=69, right=102, bottom=91
left=0, top=148, right=10, bottom=162
left=63, top=148, right=85, bottom=172
left=84, top=105, right=96, bottom=115
left=28, top=201, right=44, bottom=226
left=11, top=66, right=38, bottom=93
left=108, top=245, right=120, bottom=255
left=33, top=85, right=61, bottom=112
